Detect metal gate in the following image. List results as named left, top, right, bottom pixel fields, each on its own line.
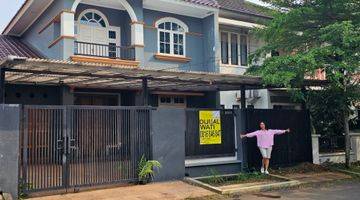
left=245, top=109, right=312, bottom=169
left=185, top=109, right=236, bottom=159
left=20, top=106, right=151, bottom=193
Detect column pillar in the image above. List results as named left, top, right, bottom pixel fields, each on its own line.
left=0, top=68, right=5, bottom=104
left=131, top=22, right=145, bottom=67
left=312, top=134, right=321, bottom=164
left=60, top=11, right=75, bottom=60
left=131, top=23, right=144, bottom=46
left=350, top=132, right=360, bottom=161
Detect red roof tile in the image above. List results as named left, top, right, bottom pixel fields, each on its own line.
left=0, top=35, right=42, bottom=60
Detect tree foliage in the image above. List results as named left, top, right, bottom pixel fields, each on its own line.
left=249, top=0, right=360, bottom=118
left=248, top=0, right=360, bottom=166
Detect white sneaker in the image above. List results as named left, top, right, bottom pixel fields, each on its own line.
left=265, top=170, right=269, bottom=175
left=260, top=167, right=265, bottom=174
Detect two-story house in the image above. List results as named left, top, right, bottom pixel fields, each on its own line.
left=0, top=0, right=282, bottom=109
left=0, top=2, right=325, bottom=197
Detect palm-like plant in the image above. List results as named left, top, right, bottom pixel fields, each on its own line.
left=137, top=155, right=162, bottom=183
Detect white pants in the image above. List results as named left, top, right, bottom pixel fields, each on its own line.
left=259, top=147, right=273, bottom=159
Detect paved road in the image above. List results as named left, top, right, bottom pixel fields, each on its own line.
left=237, top=181, right=360, bottom=200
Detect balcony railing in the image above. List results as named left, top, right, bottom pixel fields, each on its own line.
left=74, top=41, right=135, bottom=61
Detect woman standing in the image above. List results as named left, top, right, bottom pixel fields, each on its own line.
left=241, top=122, right=290, bottom=174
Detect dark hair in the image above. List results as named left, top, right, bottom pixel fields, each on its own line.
left=259, top=122, right=268, bottom=130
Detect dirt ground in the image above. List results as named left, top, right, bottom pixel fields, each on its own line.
left=186, top=179, right=360, bottom=200
left=28, top=181, right=214, bottom=200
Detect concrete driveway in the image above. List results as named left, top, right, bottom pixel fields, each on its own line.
left=28, top=181, right=214, bottom=200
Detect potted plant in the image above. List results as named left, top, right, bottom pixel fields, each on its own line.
left=137, top=155, right=162, bottom=184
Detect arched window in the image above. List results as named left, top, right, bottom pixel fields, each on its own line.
left=78, top=9, right=108, bottom=28
left=156, top=17, right=188, bottom=56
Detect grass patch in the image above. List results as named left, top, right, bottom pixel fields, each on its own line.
left=198, top=172, right=277, bottom=187
left=271, top=163, right=330, bottom=175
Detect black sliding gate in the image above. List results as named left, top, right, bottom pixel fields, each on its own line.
left=20, top=105, right=151, bottom=194
left=245, top=109, right=312, bottom=169
left=185, top=109, right=236, bottom=159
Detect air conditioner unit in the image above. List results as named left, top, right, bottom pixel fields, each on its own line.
left=235, top=90, right=260, bottom=103
left=246, top=90, right=260, bottom=99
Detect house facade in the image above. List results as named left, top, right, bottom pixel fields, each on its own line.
left=0, top=0, right=294, bottom=109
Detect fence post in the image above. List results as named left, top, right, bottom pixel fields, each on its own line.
left=350, top=132, right=360, bottom=162
left=311, top=134, right=321, bottom=164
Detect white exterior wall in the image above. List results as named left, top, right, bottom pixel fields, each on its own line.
left=219, top=32, right=271, bottom=109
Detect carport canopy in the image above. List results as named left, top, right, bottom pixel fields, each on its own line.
left=0, top=56, right=326, bottom=106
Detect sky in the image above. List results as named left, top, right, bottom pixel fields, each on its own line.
left=0, top=0, right=24, bottom=33
left=0, top=0, right=267, bottom=34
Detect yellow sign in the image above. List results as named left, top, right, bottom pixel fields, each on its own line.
left=199, top=111, right=222, bottom=145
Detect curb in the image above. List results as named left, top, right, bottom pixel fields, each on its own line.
left=331, top=168, right=360, bottom=177
left=184, top=174, right=301, bottom=195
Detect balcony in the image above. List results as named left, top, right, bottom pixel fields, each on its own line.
left=72, top=41, right=138, bottom=67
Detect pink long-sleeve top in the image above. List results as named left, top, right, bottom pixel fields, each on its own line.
left=245, top=129, right=286, bottom=148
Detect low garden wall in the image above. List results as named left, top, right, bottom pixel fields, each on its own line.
left=312, top=133, right=360, bottom=164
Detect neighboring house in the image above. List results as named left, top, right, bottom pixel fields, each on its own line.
left=0, top=0, right=292, bottom=109
left=216, top=0, right=302, bottom=109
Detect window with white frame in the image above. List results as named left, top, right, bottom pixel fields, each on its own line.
left=221, top=31, right=248, bottom=66
left=158, top=95, right=186, bottom=108
left=79, top=10, right=107, bottom=28
left=156, top=17, right=189, bottom=56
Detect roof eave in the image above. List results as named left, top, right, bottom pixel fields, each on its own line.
left=2, top=0, right=32, bottom=35
left=220, top=7, right=273, bottom=19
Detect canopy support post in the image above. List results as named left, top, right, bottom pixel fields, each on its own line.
left=0, top=68, right=5, bottom=104
left=142, top=77, right=149, bottom=106
left=240, top=85, right=246, bottom=109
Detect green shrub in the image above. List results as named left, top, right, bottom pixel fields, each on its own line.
left=137, top=155, right=161, bottom=183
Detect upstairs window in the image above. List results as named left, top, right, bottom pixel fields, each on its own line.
left=156, top=17, right=189, bottom=56
left=221, top=31, right=248, bottom=66
left=79, top=10, right=108, bottom=28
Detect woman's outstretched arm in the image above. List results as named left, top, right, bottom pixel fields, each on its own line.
left=240, top=131, right=258, bottom=139
left=272, top=129, right=291, bottom=135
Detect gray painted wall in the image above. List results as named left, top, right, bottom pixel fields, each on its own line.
left=202, top=14, right=218, bottom=72
left=5, top=84, right=61, bottom=105
left=22, top=0, right=71, bottom=59
left=0, top=104, right=21, bottom=199
left=185, top=162, right=242, bottom=177
left=151, top=108, right=186, bottom=181
left=143, top=9, right=209, bottom=71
